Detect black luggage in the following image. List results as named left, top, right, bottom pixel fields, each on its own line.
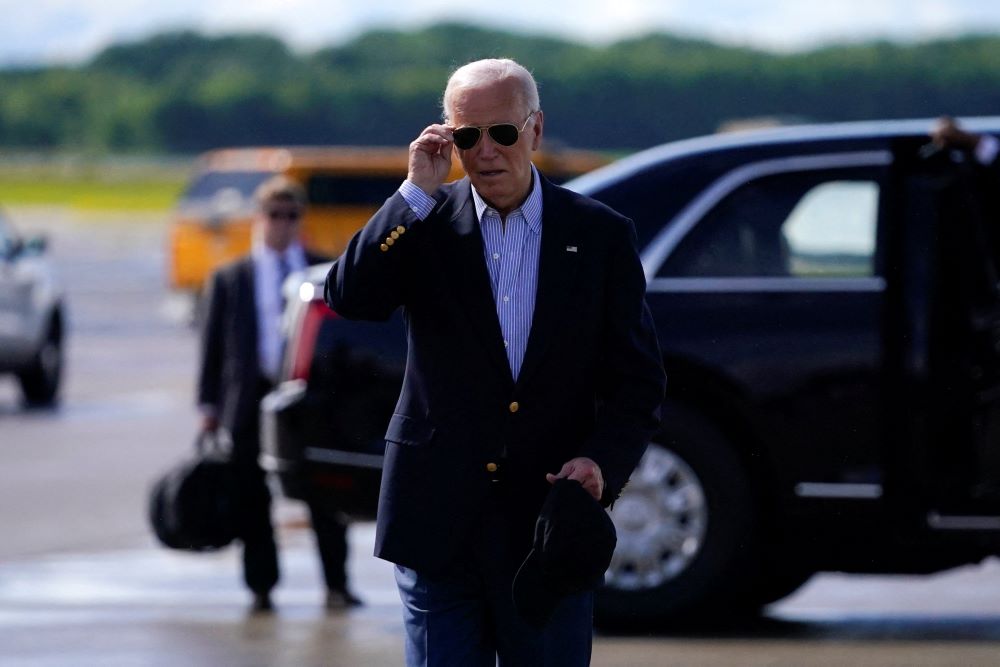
left=148, top=431, right=237, bottom=551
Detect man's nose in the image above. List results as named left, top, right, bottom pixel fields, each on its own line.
left=478, top=132, right=500, bottom=157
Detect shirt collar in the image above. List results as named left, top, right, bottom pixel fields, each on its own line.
left=471, top=164, right=543, bottom=235
left=252, top=239, right=304, bottom=267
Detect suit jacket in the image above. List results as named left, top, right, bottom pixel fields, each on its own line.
left=198, top=251, right=327, bottom=460
left=326, top=174, right=666, bottom=574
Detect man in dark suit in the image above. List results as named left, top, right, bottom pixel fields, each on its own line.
left=326, top=59, right=666, bottom=665
left=198, top=176, right=359, bottom=613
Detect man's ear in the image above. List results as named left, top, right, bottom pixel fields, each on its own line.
left=531, top=110, right=544, bottom=151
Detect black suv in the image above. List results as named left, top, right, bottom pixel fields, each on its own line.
left=262, top=117, right=1000, bottom=625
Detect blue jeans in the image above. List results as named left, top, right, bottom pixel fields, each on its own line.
left=393, top=493, right=593, bottom=667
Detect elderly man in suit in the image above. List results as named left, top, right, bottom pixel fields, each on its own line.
left=326, top=59, right=666, bottom=665
left=198, top=176, right=358, bottom=613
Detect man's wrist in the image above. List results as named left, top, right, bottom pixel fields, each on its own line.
left=398, top=180, right=437, bottom=220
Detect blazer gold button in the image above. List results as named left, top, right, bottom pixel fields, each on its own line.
left=509, top=401, right=519, bottom=413
left=396, top=226, right=406, bottom=235
left=486, top=462, right=498, bottom=472
left=390, top=231, right=400, bottom=240
left=385, top=237, right=395, bottom=246
left=380, top=243, right=389, bottom=252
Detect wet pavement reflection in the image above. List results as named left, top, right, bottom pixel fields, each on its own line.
left=4, top=522, right=1000, bottom=666
left=0, top=523, right=404, bottom=666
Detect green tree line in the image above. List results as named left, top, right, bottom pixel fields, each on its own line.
left=1, top=23, right=999, bottom=153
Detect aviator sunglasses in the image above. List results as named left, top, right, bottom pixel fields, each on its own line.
left=265, top=207, right=301, bottom=222
left=451, top=111, right=538, bottom=150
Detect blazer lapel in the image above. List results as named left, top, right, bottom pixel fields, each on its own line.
left=441, top=181, right=514, bottom=385
left=517, top=182, right=580, bottom=389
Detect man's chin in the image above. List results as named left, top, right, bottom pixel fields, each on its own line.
left=471, top=174, right=509, bottom=193
left=470, top=182, right=509, bottom=203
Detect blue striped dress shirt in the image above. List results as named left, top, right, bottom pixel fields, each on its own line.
left=398, top=168, right=543, bottom=380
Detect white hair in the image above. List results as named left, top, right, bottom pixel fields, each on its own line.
left=442, top=58, right=540, bottom=121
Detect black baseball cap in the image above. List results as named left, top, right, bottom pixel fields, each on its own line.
left=512, top=478, right=617, bottom=628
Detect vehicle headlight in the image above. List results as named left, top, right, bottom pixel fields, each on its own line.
left=298, top=281, right=316, bottom=303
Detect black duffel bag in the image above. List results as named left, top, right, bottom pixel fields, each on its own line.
left=148, top=431, right=237, bottom=551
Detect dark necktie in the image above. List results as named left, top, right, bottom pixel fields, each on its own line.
left=277, top=255, right=291, bottom=311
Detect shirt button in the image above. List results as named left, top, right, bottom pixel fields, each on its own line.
left=503, top=339, right=508, bottom=347
left=486, top=462, right=498, bottom=473
left=493, top=253, right=500, bottom=260
left=502, top=295, right=510, bottom=303
left=509, top=401, right=519, bottom=413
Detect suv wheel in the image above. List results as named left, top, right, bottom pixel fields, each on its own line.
left=19, top=315, right=63, bottom=407
left=595, top=405, right=759, bottom=628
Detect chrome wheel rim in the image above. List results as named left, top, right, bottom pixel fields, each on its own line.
left=605, top=444, right=707, bottom=590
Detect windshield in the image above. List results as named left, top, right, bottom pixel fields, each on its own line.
left=180, top=171, right=273, bottom=202
left=306, top=175, right=403, bottom=206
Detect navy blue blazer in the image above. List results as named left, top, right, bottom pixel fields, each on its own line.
left=326, top=174, right=666, bottom=574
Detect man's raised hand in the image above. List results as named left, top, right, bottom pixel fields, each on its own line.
left=407, top=124, right=454, bottom=196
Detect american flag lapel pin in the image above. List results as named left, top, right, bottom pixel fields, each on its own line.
left=566, top=245, right=578, bottom=253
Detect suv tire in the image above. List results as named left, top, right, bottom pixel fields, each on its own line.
left=19, top=314, right=63, bottom=407
left=595, top=403, right=760, bottom=629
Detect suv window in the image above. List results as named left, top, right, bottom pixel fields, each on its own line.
left=658, top=168, right=881, bottom=278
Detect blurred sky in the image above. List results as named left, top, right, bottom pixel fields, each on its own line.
left=4, top=0, right=1000, bottom=66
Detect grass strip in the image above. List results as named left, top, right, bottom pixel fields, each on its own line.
left=0, top=177, right=186, bottom=211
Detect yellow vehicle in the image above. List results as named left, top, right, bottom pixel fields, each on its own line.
left=167, top=145, right=610, bottom=300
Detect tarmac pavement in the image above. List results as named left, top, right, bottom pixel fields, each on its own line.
left=0, top=520, right=406, bottom=667
left=5, top=517, right=1000, bottom=667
